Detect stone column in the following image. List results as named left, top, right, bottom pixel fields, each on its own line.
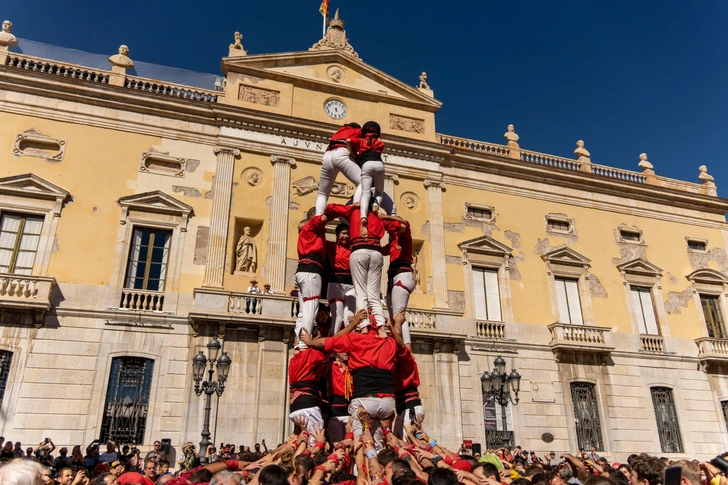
left=380, top=174, right=399, bottom=296
left=202, top=146, right=240, bottom=288
left=267, top=155, right=297, bottom=292
left=425, top=179, right=448, bottom=309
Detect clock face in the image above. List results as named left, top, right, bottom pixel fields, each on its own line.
left=324, top=99, right=347, bottom=120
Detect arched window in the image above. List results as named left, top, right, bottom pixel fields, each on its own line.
left=100, top=357, right=154, bottom=444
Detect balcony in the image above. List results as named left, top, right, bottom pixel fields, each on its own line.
left=0, top=273, right=56, bottom=327
left=640, top=334, right=665, bottom=353
left=547, top=323, right=614, bottom=364
left=119, top=289, right=165, bottom=312
left=695, top=337, right=728, bottom=371
left=476, top=320, right=506, bottom=340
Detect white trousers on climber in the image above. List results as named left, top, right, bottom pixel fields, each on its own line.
left=327, top=281, right=356, bottom=335
left=350, top=249, right=385, bottom=328
left=294, top=271, right=322, bottom=349
left=357, top=160, right=385, bottom=219
left=316, top=148, right=361, bottom=216
left=387, top=271, right=415, bottom=345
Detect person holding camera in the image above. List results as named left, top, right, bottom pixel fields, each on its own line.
left=177, top=442, right=198, bottom=472
left=206, top=445, right=218, bottom=463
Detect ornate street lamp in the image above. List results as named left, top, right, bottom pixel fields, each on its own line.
left=481, top=356, right=521, bottom=443
left=193, top=337, right=230, bottom=463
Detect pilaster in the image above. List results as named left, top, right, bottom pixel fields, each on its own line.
left=268, top=155, right=297, bottom=292
left=202, top=146, right=240, bottom=288
left=425, top=178, right=448, bottom=308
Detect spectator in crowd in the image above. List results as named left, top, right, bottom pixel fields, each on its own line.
left=84, top=440, right=100, bottom=472
left=630, top=454, right=665, bottom=485
left=143, top=442, right=165, bottom=465
left=141, top=460, right=156, bottom=485
left=68, top=446, right=85, bottom=471
left=109, top=460, right=125, bottom=479
left=99, top=442, right=118, bottom=464
left=0, top=459, right=45, bottom=485
left=54, top=447, right=69, bottom=469
left=246, top=279, right=261, bottom=313
left=0, top=442, right=14, bottom=460
left=90, top=472, right=116, bottom=485
left=673, top=461, right=700, bottom=485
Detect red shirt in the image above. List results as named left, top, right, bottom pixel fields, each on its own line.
left=394, top=346, right=420, bottom=391
left=297, top=215, right=327, bottom=260
left=386, top=221, right=413, bottom=264
left=329, top=361, right=350, bottom=398
left=326, top=204, right=394, bottom=247
left=349, top=134, right=385, bottom=156
left=331, top=125, right=361, bottom=142
left=288, top=349, right=328, bottom=385
left=326, top=240, right=351, bottom=273
left=324, top=332, right=397, bottom=372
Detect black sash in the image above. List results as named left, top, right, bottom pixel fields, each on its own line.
left=351, top=368, right=393, bottom=398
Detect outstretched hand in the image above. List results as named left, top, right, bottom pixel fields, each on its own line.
left=300, top=328, right=313, bottom=345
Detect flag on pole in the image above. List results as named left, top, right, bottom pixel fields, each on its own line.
left=319, top=0, right=329, bottom=17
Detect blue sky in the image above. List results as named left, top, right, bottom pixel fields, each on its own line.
left=5, top=1, right=728, bottom=190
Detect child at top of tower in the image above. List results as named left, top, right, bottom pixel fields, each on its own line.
left=347, top=121, right=385, bottom=237
left=314, top=122, right=362, bottom=216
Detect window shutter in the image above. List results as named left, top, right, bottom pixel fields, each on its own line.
left=484, top=269, right=502, bottom=321
left=565, top=279, right=583, bottom=325
left=472, top=268, right=487, bottom=320
left=555, top=278, right=571, bottom=324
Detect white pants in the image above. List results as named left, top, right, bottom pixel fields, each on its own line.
left=387, top=271, right=415, bottom=344
left=289, top=406, right=324, bottom=446
left=294, top=272, right=322, bottom=349
left=357, top=160, right=385, bottom=219
left=349, top=397, right=396, bottom=449
left=328, top=282, right=356, bottom=335
left=353, top=186, right=397, bottom=216
left=393, top=404, right=425, bottom=440
left=316, top=148, right=361, bottom=215
left=350, top=249, right=385, bottom=328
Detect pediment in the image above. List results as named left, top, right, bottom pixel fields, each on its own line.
left=458, top=235, right=512, bottom=256
left=222, top=50, right=441, bottom=111
left=687, top=268, right=728, bottom=285
left=0, top=173, right=70, bottom=201
left=616, top=258, right=662, bottom=276
left=118, top=191, right=193, bottom=217
left=542, top=247, right=591, bottom=266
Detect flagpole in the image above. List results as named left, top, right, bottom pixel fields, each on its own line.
left=323, top=12, right=327, bottom=37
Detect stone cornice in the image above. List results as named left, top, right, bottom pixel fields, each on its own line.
left=2, top=66, right=727, bottom=218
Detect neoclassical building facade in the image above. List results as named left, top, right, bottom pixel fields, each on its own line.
left=0, top=14, right=727, bottom=460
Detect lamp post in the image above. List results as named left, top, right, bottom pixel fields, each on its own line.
left=481, top=356, right=521, bottom=446
left=192, top=337, right=231, bottom=464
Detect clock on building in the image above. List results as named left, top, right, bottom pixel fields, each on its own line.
left=324, top=99, right=347, bottom=120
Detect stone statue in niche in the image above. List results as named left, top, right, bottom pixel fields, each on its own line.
left=0, top=20, right=18, bottom=48
left=235, top=226, right=257, bottom=273
left=412, top=248, right=421, bottom=290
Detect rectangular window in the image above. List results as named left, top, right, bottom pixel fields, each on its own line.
left=100, top=357, right=154, bottom=444
left=124, top=228, right=172, bottom=291
left=651, top=387, right=683, bottom=453
left=631, top=287, right=659, bottom=335
left=570, top=382, right=604, bottom=451
left=555, top=278, right=583, bottom=325
left=472, top=267, right=502, bottom=321
left=0, top=212, right=44, bottom=275
left=722, top=401, right=728, bottom=434
left=619, top=229, right=642, bottom=243
left=687, top=239, right=708, bottom=252
left=700, top=295, right=726, bottom=339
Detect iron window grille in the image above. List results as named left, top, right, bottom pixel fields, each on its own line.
left=0, top=351, right=13, bottom=405
left=100, top=357, right=154, bottom=445
left=721, top=401, right=728, bottom=434
left=651, top=387, right=684, bottom=453
left=570, top=382, right=604, bottom=451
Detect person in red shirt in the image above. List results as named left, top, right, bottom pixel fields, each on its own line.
left=315, top=123, right=362, bottom=216
left=326, top=202, right=397, bottom=330
left=348, top=121, right=386, bottom=235
left=326, top=223, right=356, bottom=335
left=388, top=305, right=424, bottom=439
left=325, top=351, right=352, bottom=445
left=382, top=215, right=415, bottom=347
left=294, top=211, right=332, bottom=349
left=288, top=327, right=329, bottom=445
left=301, top=311, right=406, bottom=444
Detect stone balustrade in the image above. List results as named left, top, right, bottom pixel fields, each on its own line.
left=640, top=334, right=665, bottom=353
left=119, top=288, right=165, bottom=312
left=695, top=337, right=728, bottom=370
left=520, top=149, right=582, bottom=171
left=0, top=273, right=56, bottom=327
left=406, top=309, right=436, bottom=329
left=592, top=163, right=647, bottom=183
left=437, top=134, right=510, bottom=157
left=476, top=320, right=506, bottom=340
left=4, top=53, right=110, bottom=83
left=125, top=76, right=220, bottom=103
left=547, top=323, right=614, bottom=362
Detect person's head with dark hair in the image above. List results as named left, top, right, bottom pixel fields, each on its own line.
left=259, top=465, right=289, bottom=485
left=313, top=453, right=327, bottom=467
left=546, top=471, right=566, bottom=485
left=344, top=123, right=361, bottom=129
left=531, top=473, right=548, bottom=484
left=336, top=224, right=350, bottom=245
left=611, top=469, right=631, bottom=485
left=627, top=455, right=639, bottom=467
left=189, top=469, right=214, bottom=484
left=392, top=469, right=418, bottom=485
left=527, top=466, right=544, bottom=477
left=630, top=454, right=665, bottom=485
left=474, top=462, right=499, bottom=482
left=240, top=452, right=259, bottom=463
left=377, top=449, right=397, bottom=467
left=329, top=470, right=356, bottom=484
left=90, top=473, right=116, bottom=485
left=361, top=121, right=381, bottom=138
left=512, top=478, right=533, bottom=485
left=585, top=476, right=619, bottom=485
left=384, top=459, right=412, bottom=484
left=428, top=468, right=459, bottom=485
left=295, top=454, right=314, bottom=480
left=618, top=465, right=632, bottom=481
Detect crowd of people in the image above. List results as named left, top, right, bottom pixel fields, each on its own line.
left=0, top=123, right=725, bottom=485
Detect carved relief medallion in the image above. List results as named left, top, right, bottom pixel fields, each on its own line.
left=242, top=168, right=264, bottom=187
left=327, top=65, right=345, bottom=83
left=400, top=192, right=420, bottom=211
